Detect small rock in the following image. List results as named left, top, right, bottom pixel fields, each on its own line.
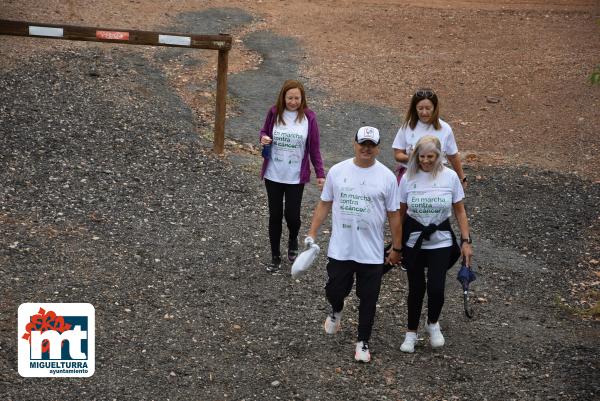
left=486, top=96, right=500, bottom=103
left=271, top=380, right=280, bottom=387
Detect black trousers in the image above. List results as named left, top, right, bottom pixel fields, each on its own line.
left=325, top=258, right=383, bottom=342
left=404, top=246, right=452, bottom=330
left=264, top=178, right=305, bottom=257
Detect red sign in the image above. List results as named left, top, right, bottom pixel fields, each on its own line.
left=96, top=30, right=129, bottom=41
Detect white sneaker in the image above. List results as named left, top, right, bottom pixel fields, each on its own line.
left=425, top=322, right=445, bottom=348
left=354, top=341, right=371, bottom=363
left=400, top=332, right=417, bottom=353
left=324, top=311, right=342, bottom=335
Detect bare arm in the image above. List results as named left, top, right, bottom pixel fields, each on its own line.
left=453, top=200, right=473, bottom=265
left=394, top=148, right=409, bottom=163
left=447, top=153, right=467, bottom=189
left=385, top=210, right=403, bottom=265
left=399, top=203, right=408, bottom=222
left=307, top=200, right=333, bottom=241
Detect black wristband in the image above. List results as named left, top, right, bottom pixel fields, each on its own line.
left=461, top=176, right=468, bottom=183
left=392, top=247, right=403, bottom=252
left=460, top=236, right=472, bottom=244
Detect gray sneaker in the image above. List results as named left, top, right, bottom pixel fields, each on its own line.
left=288, top=237, right=299, bottom=262
left=266, top=255, right=281, bottom=273
left=354, top=341, right=371, bottom=363
left=425, top=322, right=445, bottom=348
left=324, top=311, right=342, bottom=334
left=400, top=332, right=417, bottom=353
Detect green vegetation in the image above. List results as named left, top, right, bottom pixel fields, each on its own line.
left=590, top=65, right=600, bottom=85
left=592, top=19, right=600, bottom=85
left=555, top=291, right=600, bottom=320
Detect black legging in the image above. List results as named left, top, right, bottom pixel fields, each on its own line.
left=264, top=178, right=305, bottom=257
left=404, top=246, right=452, bottom=330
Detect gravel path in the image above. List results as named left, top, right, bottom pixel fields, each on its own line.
left=1, top=8, right=599, bottom=401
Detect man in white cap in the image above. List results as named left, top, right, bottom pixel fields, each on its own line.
left=306, top=126, right=402, bottom=362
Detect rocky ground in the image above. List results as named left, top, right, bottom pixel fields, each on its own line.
left=1, top=1, right=599, bottom=400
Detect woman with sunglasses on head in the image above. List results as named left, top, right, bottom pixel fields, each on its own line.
left=398, top=135, right=473, bottom=353
left=259, top=79, right=326, bottom=273
left=392, top=89, right=467, bottom=188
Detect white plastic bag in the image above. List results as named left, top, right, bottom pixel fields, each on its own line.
left=291, top=243, right=320, bottom=279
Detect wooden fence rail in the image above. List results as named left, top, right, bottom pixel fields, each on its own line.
left=0, top=19, right=232, bottom=153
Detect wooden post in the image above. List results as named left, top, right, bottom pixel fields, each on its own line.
left=0, top=19, right=231, bottom=50
left=214, top=48, right=229, bottom=154
left=0, top=19, right=233, bottom=154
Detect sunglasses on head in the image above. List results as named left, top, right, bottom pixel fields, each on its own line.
left=415, top=89, right=435, bottom=98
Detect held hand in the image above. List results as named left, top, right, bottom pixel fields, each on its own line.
left=461, top=243, right=473, bottom=266
left=385, top=249, right=402, bottom=266
left=316, top=178, right=325, bottom=190
left=304, top=236, right=315, bottom=249
left=260, top=136, right=272, bottom=145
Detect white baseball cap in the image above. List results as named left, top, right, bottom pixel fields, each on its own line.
left=355, top=126, right=380, bottom=145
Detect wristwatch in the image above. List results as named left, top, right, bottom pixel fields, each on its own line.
left=392, top=247, right=403, bottom=253
left=461, top=176, right=468, bottom=183
left=460, top=235, right=472, bottom=244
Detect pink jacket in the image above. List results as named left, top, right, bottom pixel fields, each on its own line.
left=259, top=106, right=325, bottom=183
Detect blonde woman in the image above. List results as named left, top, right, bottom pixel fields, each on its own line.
left=398, top=135, right=473, bottom=353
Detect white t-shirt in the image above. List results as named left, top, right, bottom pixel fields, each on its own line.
left=399, top=167, right=464, bottom=249
left=264, top=110, right=309, bottom=184
left=321, top=158, right=399, bottom=264
left=392, top=119, right=458, bottom=167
